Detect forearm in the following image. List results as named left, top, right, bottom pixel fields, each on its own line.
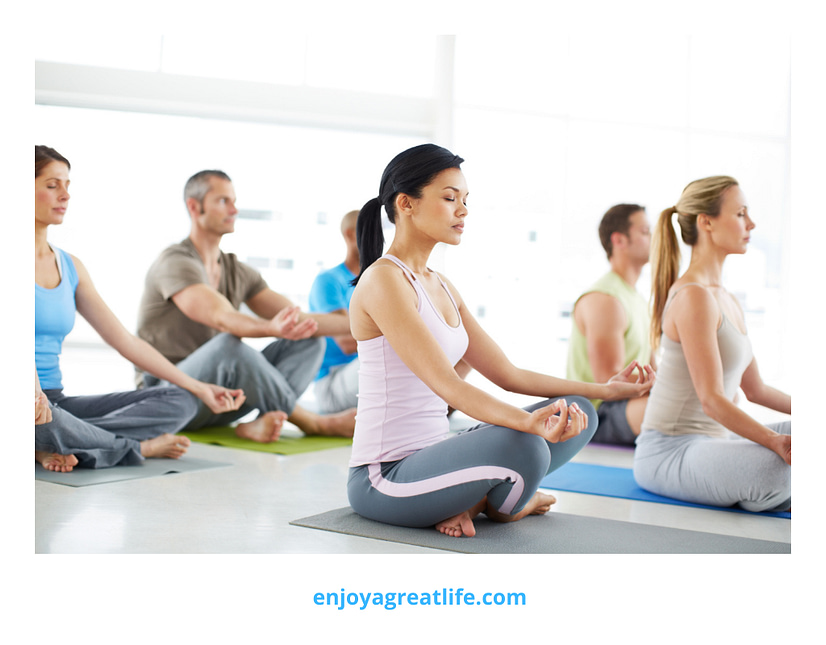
left=308, top=311, right=350, bottom=337
left=497, top=368, right=607, bottom=401
left=118, top=335, right=205, bottom=397
left=211, top=308, right=278, bottom=338
left=440, top=377, right=533, bottom=432
left=702, top=393, right=782, bottom=449
left=745, top=384, right=791, bottom=415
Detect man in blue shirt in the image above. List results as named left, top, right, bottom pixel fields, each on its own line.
left=309, top=210, right=361, bottom=413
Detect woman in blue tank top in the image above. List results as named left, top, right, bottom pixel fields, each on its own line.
left=35, top=146, right=246, bottom=472
left=346, top=144, right=655, bottom=537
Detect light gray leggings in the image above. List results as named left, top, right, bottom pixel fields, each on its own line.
left=633, top=421, right=791, bottom=512
left=347, top=396, right=597, bottom=528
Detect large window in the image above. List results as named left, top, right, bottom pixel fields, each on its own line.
left=447, top=35, right=791, bottom=397
left=35, top=34, right=791, bottom=397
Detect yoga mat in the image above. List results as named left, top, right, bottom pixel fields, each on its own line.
left=290, top=507, right=789, bottom=554
left=541, top=462, right=791, bottom=519
left=181, top=425, right=352, bottom=455
left=35, top=456, right=231, bottom=487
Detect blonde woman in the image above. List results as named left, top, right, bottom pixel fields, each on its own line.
left=634, top=176, right=790, bottom=512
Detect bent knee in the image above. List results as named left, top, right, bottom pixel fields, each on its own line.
left=494, top=429, right=551, bottom=479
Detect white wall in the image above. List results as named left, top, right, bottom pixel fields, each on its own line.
left=34, top=34, right=791, bottom=395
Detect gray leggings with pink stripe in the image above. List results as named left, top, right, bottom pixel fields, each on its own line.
left=347, top=397, right=597, bottom=528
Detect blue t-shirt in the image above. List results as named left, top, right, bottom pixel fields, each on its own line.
left=308, top=262, right=356, bottom=379
left=35, top=247, right=79, bottom=390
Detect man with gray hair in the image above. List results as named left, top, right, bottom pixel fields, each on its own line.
left=137, top=169, right=356, bottom=440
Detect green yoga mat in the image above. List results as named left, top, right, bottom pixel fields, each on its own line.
left=181, top=425, right=352, bottom=455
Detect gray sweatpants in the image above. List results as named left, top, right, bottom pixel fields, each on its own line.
left=633, top=421, right=791, bottom=512
left=35, top=386, right=198, bottom=468
left=143, top=333, right=325, bottom=429
left=347, top=396, right=598, bottom=528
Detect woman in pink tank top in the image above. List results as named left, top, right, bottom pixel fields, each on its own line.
left=347, top=144, right=654, bottom=538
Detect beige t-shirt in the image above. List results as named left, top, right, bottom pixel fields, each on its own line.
left=137, top=238, right=268, bottom=365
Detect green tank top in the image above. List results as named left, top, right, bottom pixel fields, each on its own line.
left=566, top=271, right=651, bottom=408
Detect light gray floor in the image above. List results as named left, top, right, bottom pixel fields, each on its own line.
left=37, top=344, right=790, bottom=554
left=35, top=428, right=790, bottom=554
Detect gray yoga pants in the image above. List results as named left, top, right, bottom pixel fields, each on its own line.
left=35, top=386, right=198, bottom=468
left=633, top=420, right=791, bottom=512
left=143, top=333, right=325, bottom=429
left=314, top=358, right=359, bottom=414
left=347, top=396, right=598, bottom=528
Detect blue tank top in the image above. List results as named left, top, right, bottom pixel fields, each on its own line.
left=35, top=247, right=79, bottom=390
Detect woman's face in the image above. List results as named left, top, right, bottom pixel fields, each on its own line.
left=709, top=185, right=755, bottom=255
left=35, top=161, right=71, bottom=227
left=406, top=167, right=469, bottom=246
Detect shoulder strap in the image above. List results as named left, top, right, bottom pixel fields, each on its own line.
left=382, top=254, right=417, bottom=288
left=664, top=282, right=723, bottom=329
left=664, top=282, right=707, bottom=313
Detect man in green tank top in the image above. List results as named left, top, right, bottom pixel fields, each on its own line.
left=567, top=204, right=655, bottom=445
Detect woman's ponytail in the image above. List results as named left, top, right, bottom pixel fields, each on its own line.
left=353, top=197, right=384, bottom=285
left=352, top=144, right=465, bottom=286
left=650, top=206, right=680, bottom=352
left=649, top=174, right=739, bottom=351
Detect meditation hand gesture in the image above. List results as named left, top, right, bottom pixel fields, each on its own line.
left=771, top=433, right=791, bottom=465
left=197, top=384, right=246, bottom=415
left=603, top=360, right=655, bottom=401
left=35, top=391, right=52, bottom=425
left=526, top=399, right=587, bottom=443
left=269, top=305, right=319, bottom=340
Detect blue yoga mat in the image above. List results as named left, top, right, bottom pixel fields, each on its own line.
left=540, top=462, right=791, bottom=519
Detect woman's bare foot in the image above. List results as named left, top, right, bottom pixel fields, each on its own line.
left=140, top=434, right=191, bottom=459
left=485, top=491, right=557, bottom=523
left=235, top=411, right=288, bottom=443
left=435, top=498, right=487, bottom=538
left=35, top=451, right=78, bottom=472
left=290, top=406, right=356, bottom=438
left=436, top=511, right=477, bottom=538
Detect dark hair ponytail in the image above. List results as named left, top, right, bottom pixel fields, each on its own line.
left=353, top=143, right=464, bottom=284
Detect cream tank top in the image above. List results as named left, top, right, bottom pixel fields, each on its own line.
left=349, top=255, right=469, bottom=467
left=641, top=283, right=753, bottom=438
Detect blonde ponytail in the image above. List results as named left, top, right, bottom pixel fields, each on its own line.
left=649, top=175, right=739, bottom=351
left=650, top=206, right=681, bottom=352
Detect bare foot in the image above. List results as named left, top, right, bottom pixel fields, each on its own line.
left=291, top=406, right=356, bottom=438
left=437, top=511, right=477, bottom=538
left=435, top=498, right=487, bottom=538
left=35, top=451, right=78, bottom=472
left=140, top=434, right=191, bottom=459
left=235, top=411, right=288, bottom=443
left=485, top=491, right=557, bottom=523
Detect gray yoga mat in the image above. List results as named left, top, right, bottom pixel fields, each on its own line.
left=291, top=507, right=790, bottom=554
left=35, top=456, right=231, bottom=487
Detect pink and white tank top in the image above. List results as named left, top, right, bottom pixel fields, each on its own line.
left=349, top=255, right=469, bottom=466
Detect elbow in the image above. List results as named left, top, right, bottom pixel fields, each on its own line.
left=210, top=311, right=235, bottom=335
left=739, top=383, right=761, bottom=404
left=698, top=392, right=728, bottom=421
